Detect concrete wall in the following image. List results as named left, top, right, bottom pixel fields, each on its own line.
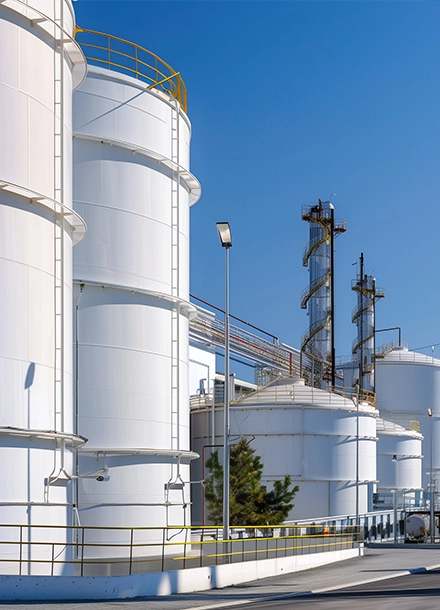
left=0, top=546, right=362, bottom=601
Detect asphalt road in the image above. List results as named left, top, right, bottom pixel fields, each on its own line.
left=229, top=569, right=440, bottom=610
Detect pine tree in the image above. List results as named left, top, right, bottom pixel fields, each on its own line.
left=204, top=438, right=299, bottom=526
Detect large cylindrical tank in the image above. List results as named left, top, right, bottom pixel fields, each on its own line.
left=376, top=418, right=423, bottom=504
left=72, top=35, right=201, bottom=556
left=191, top=378, right=378, bottom=523
left=375, top=347, right=440, bottom=495
left=0, top=0, right=86, bottom=573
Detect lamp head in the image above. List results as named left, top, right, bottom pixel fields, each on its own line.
left=216, top=222, right=232, bottom=248
left=428, top=408, right=433, bottom=417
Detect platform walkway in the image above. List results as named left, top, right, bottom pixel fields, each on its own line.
left=3, top=545, right=440, bottom=609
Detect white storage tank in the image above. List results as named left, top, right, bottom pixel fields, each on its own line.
left=375, top=346, right=440, bottom=494
left=192, top=378, right=378, bottom=523
left=376, top=418, right=423, bottom=506
left=73, top=30, right=201, bottom=556
left=0, top=0, right=86, bottom=573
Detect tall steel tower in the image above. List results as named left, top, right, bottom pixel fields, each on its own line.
left=301, top=199, right=346, bottom=387
left=351, top=253, right=385, bottom=393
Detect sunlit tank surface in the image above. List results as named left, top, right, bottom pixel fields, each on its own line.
left=376, top=346, right=440, bottom=492
left=405, top=514, right=429, bottom=539
left=191, top=378, right=378, bottom=523
left=376, top=418, right=422, bottom=501
left=0, top=0, right=86, bottom=574
left=72, top=31, right=201, bottom=557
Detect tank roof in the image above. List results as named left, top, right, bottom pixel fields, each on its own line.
left=234, top=378, right=377, bottom=414
left=379, top=346, right=440, bottom=367
left=376, top=418, right=423, bottom=439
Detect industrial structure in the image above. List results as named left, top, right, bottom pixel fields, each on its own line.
left=0, top=0, right=86, bottom=573
left=0, top=0, right=438, bottom=588
left=301, top=199, right=346, bottom=387
left=375, top=347, right=440, bottom=495
left=0, top=0, right=200, bottom=571
left=72, top=28, right=201, bottom=555
left=191, top=376, right=378, bottom=521
left=351, top=253, right=385, bottom=393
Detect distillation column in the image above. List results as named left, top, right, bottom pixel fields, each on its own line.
left=351, top=253, right=385, bottom=393
left=301, top=199, right=346, bottom=386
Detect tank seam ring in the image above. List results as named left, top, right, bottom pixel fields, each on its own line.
left=2, top=0, right=87, bottom=90
left=0, top=179, right=87, bottom=244
left=72, top=132, right=201, bottom=205
left=73, top=279, right=197, bottom=319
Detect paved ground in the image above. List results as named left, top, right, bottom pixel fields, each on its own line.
left=230, top=569, right=440, bottom=609
left=3, top=544, right=440, bottom=609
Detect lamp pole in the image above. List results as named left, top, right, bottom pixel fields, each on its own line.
left=428, top=408, right=434, bottom=543
left=392, top=454, right=398, bottom=543
left=354, top=383, right=360, bottom=529
left=216, top=222, right=232, bottom=544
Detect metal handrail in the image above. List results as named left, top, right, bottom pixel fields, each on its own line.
left=352, top=332, right=374, bottom=354
left=300, top=272, right=330, bottom=309
left=75, top=28, right=187, bottom=112
left=0, top=523, right=361, bottom=577
left=302, top=234, right=327, bottom=267
left=300, top=314, right=330, bottom=352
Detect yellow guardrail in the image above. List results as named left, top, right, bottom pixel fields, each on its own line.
left=74, top=27, right=187, bottom=112
left=0, top=523, right=360, bottom=577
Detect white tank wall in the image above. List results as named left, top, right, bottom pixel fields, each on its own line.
left=75, top=285, right=190, bottom=450
left=191, top=379, right=378, bottom=523
left=73, top=66, right=199, bottom=551
left=0, top=0, right=85, bottom=573
left=377, top=437, right=422, bottom=491
left=376, top=347, right=440, bottom=491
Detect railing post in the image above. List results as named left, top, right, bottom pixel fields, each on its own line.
left=183, top=527, right=188, bottom=569
left=199, top=528, right=204, bottom=567
left=161, top=528, right=166, bottom=572
left=107, top=35, right=111, bottom=69
left=80, top=527, right=85, bottom=577
left=129, top=528, right=134, bottom=575
left=19, top=525, right=23, bottom=576
left=51, top=543, right=55, bottom=577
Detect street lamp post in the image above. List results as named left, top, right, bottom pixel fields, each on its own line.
left=216, top=222, right=232, bottom=545
left=428, top=408, right=434, bottom=543
left=392, top=454, right=398, bottom=543
left=354, top=383, right=360, bottom=530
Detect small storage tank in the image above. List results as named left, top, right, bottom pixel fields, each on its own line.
left=73, top=30, right=201, bottom=557
left=375, top=346, right=440, bottom=494
left=192, top=378, right=378, bottom=522
left=0, top=0, right=86, bottom=573
left=376, top=418, right=423, bottom=506
left=405, top=514, right=430, bottom=541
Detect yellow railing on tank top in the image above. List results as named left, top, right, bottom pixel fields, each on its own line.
left=74, top=27, right=187, bottom=112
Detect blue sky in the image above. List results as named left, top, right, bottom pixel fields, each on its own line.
left=74, top=1, right=440, bottom=361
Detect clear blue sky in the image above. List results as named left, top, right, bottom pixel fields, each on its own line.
left=74, top=0, right=440, bottom=361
